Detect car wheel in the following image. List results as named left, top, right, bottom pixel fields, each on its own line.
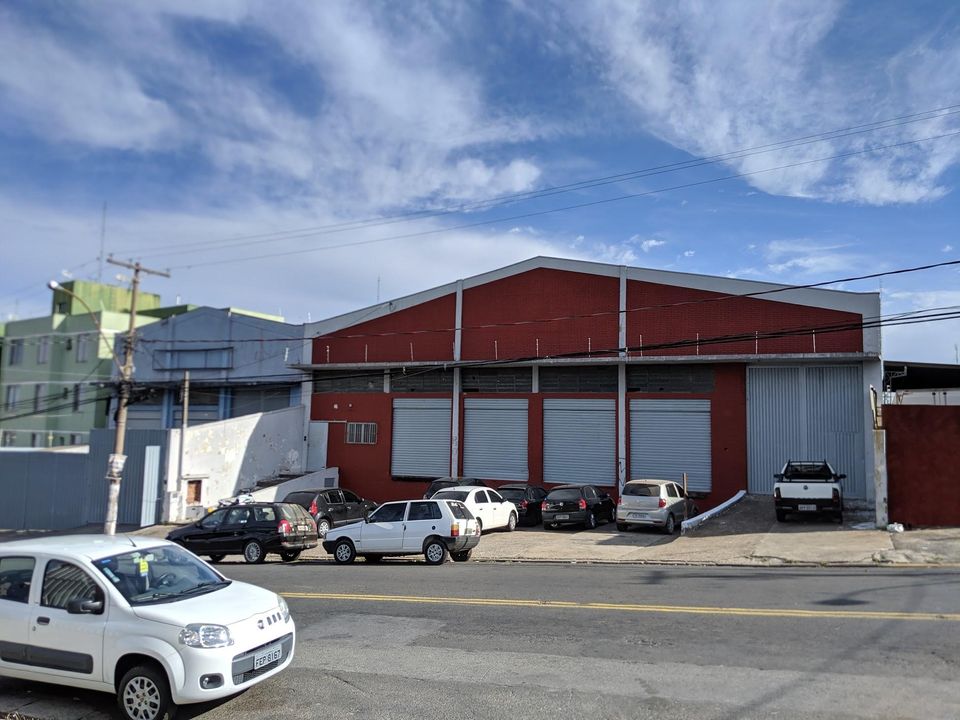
left=547, top=522, right=558, bottom=530
left=424, top=538, right=449, bottom=565
left=333, top=539, right=356, bottom=564
left=476, top=518, right=483, bottom=534
left=775, top=509, right=786, bottom=522
left=451, top=549, right=472, bottom=562
left=663, top=513, right=676, bottom=535
left=280, top=551, right=301, bottom=563
left=207, top=554, right=225, bottom=563
left=243, top=540, right=266, bottom=564
left=118, top=663, right=176, bottom=720
left=316, top=518, right=331, bottom=538
left=616, top=522, right=627, bottom=531
left=506, top=513, right=517, bottom=532
left=584, top=511, right=597, bottom=530
left=362, top=554, right=383, bottom=563
left=835, top=511, right=844, bottom=524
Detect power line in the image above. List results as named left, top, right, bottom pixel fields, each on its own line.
left=124, top=103, right=960, bottom=260
left=167, top=128, right=960, bottom=270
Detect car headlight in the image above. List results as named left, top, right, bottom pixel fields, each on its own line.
left=178, top=624, right=233, bottom=648
left=278, top=595, right=291, bottom=623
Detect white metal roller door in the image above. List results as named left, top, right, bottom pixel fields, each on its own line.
left=630, top=399, right=711, bottom=492
left=391, top=398, right=451, bottom=477
left=747, top=366, right=865, bottom=497
left=463, top=398, right=528, bottom=481
left=543, top=398, right=616, bottom=486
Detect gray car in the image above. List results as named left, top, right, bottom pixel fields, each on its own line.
left=615, top=479, right=699, bottom=534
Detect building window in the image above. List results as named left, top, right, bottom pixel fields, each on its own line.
left=31, top=432, right=43, bottom=448
left=312, top=370, right=384, bottom=393
left=37, top=336, right=50, bottom=364
left=4, top=385, right=19, bottom=411
left=34, top=384, right=45, bottom=412
left=73, top=384, right=81, bottom=412
left=70, top=433, right=83, bottom=445
left=462, top=368, right=533, bottom=393
left=157, top=348, right=233, bottom=371
left=186, top=479, right=203, bottom=505
left=76, top=334, right=91, bottom=363
left=7, top=339, right=23, bottom=366
left=539, top=366, right=618, bottom=393
left=346, top=422, right=378, bottom=445
left=1, top=431, right=16, bottom=447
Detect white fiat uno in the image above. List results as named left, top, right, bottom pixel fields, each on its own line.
left=0, top=535, right=294, bottom=720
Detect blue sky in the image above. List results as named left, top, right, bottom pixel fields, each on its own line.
left=1, top=0, right=958, bottom=361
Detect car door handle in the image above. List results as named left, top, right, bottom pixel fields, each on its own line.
left=37, top=616, right=50, bottom=625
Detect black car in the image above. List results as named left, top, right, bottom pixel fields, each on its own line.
left=423, top=477, right=488, bottom=499
left=497, top=483, right=548, bottom=525
left=541, top=484, right=616, bottom=530
left=167, top=502, right=317, bottom=564
left=282, top=487, right=379, bottom=537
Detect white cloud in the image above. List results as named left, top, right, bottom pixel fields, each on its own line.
left=944, top=244, right=954, bottom=252
left=629, top=235, right=666, bottom=252
left=762, top=240, right=866, bottom=276
left=683, top=250, right=695, bottom=257
left=555, top=1, right=960, bottom=205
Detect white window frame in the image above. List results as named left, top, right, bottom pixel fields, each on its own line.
left=346, top=421, right=378, bottom=445
left=76, top=334, right=91, bottom=363
left=7, top=339, right=24, bottom=366
left=4, top=385, right=20, bottom=411
left=37, top=336, right=50, bottom=364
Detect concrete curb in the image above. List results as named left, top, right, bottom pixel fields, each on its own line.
left=680, top=490, right=746, bottom=535
left=467, top=557, right=960, bottom=569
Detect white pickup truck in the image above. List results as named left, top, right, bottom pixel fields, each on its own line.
left=773, top=460, right=845, bottom=523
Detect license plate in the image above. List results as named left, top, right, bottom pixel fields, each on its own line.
left=555, top=514, right=569, bottom=520
left=253, top=644, right=283, bottom=670
left=629, top=512, right=648, bottom=519
left=798, top=503, right=817, bottom=512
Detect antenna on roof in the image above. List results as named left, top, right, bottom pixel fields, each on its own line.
left=122, top=534, right=136, bottom=547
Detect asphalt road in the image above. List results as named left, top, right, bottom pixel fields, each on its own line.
left=3, top=561, right=960, bottom=720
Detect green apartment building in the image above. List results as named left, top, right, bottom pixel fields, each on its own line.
left=0, top=281, right=185, bottom=447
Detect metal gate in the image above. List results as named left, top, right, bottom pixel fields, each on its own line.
left=463, top=398, right=528, bottom=481
left=543, top=398, right=616, bottom=486
left=629, top=399, right=712, bottom=492
left=86, top=429, right=169, bottom=527
left=391, top=398, right=451, bottom=477
left=747, top=365, right=865, bottom=497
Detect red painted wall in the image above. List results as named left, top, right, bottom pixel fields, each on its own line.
left=626, top=280, right=863, bottom=356
left=885, top=405, right=960, bottom=527
left=462, top=269, right=620, bottom=361
left=312, top=293, right=456, bottom=364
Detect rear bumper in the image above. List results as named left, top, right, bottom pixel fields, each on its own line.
left=443, top=534, right=480, bottom=552
left=268, top=537, right=317, bottom=552
left=542, top=510, right=589, bottom=526
left=616, top=506, right=668, bottom=526
left=775, top=499, right=842, bottom=513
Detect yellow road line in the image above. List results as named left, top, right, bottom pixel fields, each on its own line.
left=280, top=591, right=960, bottom=622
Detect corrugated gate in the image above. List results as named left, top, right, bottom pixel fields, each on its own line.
left=463, top=398, right=529, bottom=481
left=391, top=398, right=451, bottom=477
left=85, top=429, right=170, bottom=526
left=629, top=399, right=712, bottom=493
left=543, top=398, right=616, bottom=486
left=747, top=365, right=865, bottom=497
left=0, top=452, right=89, bottom=530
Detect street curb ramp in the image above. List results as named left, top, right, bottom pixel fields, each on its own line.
left=680, top=490, right=746, bottom=535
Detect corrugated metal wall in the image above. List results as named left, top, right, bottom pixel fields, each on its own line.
left=463, top=398, right=529, bottom=481
left=390, top=398, right=451, bottom=477
left=629, top=399, right=712, bottom=492
left=85, top=429, right=169, bottom=526
left=747, top=365, right=865, bottom=497
left=543, top=398, right=616, bottom=486
left=0, top=452, right=89, bottom=530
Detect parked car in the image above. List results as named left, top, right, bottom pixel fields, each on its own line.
left=774, top=460, right=844, bottom=523
left=167, top=502, right=317, bottom=564
left=423, top=476, right=488, bottom=499
left=0, top=535, right=294, bottom=720
left=431, top=486, right=518, bottom=532
left=616, top=479, right=699, bottom=534
left=282, top=488, right=378, bottom=537
left=496, top=483, right=548, bottom=525
left=541, top=485, right=616, bottom=529
left=322, top=499, right=481, bottom=564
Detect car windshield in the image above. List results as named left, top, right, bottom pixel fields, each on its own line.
left=546, top=488, right=581, bottom=500
left=623, top=483, right=660, bottom=496
left=93, top=545, right=229, bottom=606
left=497, top=488, right=526, bottom=501
left=433, top=491, right=469, bottom=501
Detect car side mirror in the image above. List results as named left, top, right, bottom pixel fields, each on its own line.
left=774, top=473, right=784, bottom=481
left=67, top=598, right=103, bottom=615
left=837, top=474, right=847, bottom=480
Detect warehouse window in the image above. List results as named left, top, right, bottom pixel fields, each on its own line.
left=461, top=368, right=533, bottom=393
left=346, top=422, right=378, bottom=445
left=539, top=366, right=618, bottom=392
left=390, top=368, right=454, bottom=393
left=312, top=370, right=383, bottom=393
left=158, top=348, right=232, bottom=370
left=626, top=365, right=714, bottom=393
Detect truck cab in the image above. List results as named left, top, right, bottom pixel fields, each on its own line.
left=773, top=460, right=845, bottom=523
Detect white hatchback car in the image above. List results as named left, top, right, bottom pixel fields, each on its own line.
left=431, top=486, right=518, bottom=533
left=0, top=535, right=294, bottom=720
left=616, top=479, right=699, bottom=534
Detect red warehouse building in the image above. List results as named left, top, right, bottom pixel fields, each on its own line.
left=300, top=257, right=882, bottom=510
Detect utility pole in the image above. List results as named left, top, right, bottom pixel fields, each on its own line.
left=177, top=369, right=190, bottom=517
left=103, top=257, right=170, bottom=535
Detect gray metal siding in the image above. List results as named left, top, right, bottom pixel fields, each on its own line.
left=544, top=399, right=616, bottom=486
left=0, top=452, right=89, bottom=530
left=629, top=399, right=712, bottom=492
left=86, top=429, right=170, bottom=526
left=463, top=398, right=528, bottom=481
left=391, top=398, right=451, bottom=477
left=747, top=366, right=865, bottom=497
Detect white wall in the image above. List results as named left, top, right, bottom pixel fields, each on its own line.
left=164, top=405, right=308, bottom=521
